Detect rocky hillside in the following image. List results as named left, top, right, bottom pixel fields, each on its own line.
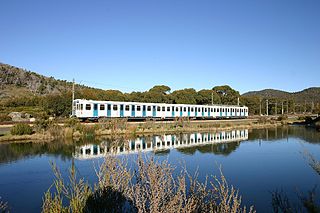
left=242, top=87, right=320, bottom=103
left=0, top=63, right=72, bottom=98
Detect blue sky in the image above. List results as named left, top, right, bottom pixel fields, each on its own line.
left=1, top=0, right=319, bottom=94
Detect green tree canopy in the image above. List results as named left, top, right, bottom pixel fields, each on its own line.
left=212, top=85, right=240, bottom=105
left=171, top=89, right=197, bottom=104
left=196, top=89, right=221, bottom=105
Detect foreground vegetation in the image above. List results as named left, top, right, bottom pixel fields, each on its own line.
left=42, top=155, right=255, bottom=213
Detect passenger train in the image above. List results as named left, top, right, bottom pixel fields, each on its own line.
left=73, top=99, right=248, bottom=120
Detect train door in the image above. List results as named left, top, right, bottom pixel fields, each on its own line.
left=142, top=105, right=146, bottom=117
left=172, top=106, right=175, bottom=117
left=131, top=105, right=135, bottom=117
left=208, top=108, right=210, bottom=117
left=195, top=107, right=197, bottom=117
left=120, top=105, right=124, bottom=117
left=220, top=108, right=222, bottom=117
left=225, top=108, right=228, bottom=117
left=188, top=107, right=190, bottom=117
left=93, top=104, right=98, bottom=117
left=153, top=106, right=156, bottom=117
left=180, top=107, right=183, bottom=117
left=202, top=108, right=204, bottom=117
left=107, top=104, right=111, bottom=117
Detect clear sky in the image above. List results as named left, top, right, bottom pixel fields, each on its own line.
left=1, top=0, right=319, bottom=94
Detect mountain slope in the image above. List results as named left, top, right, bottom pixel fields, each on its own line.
left=242, top=87, right=320, bottom=103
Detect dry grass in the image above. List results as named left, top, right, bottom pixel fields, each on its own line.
left=42, top=155, right=255, bottom=213
left=0, top=197, right=8, bottom=212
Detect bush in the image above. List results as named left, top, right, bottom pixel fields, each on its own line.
left=277, top=115, right=288, bottom=121
left=0, top=114, right=11, bottom=122
left=10, top=123, right=33, bottom=135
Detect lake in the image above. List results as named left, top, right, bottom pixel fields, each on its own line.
left=0, top=126, right=319, bottom=212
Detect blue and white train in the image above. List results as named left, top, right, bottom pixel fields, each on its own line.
left=73, top=99, right=248, bottom=120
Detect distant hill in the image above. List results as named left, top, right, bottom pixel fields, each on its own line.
left=0, top=63, right=72, bottom=98
left=242, top=87, right=320, bottom=103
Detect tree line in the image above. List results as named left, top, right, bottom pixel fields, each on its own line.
left=1, top=84, right=319, bottom=118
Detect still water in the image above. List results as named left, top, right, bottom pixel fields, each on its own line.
left=0, top=126, right=319, bottom=212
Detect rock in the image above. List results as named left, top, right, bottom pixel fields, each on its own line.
left=8, top=112, right=29, bottom=122
left=30, top=118, right=36, bottom=122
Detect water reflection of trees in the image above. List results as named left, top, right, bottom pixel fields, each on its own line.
left=0, top=126, right=318, bottom=164
left=0, top=140, right=76, bottom=164
left=248, top=126, right=320, bottom=144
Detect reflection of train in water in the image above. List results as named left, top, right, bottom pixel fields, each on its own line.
left=74, top=130, right=248, bottom=160
left=73, top=99, right=248, bottom=120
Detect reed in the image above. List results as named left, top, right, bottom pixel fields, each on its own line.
left=42, top=155, right=255, bottom=213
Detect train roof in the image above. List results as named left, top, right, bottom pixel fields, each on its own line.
left=74, top=99, right=248, bottom=108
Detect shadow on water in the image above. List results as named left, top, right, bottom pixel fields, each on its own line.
left=84, top=186, right=136, bottom=213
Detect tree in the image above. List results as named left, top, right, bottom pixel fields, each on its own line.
left=171, top=89, right=197, bottom=104
left=196, top=89, right=221, bottom=105
left=212, top=85, right=240, bottom=105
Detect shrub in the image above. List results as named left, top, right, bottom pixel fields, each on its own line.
left=43, top=156, right=255, bottom=213
left=0, top=114, right=11, bottom=122
left=277, top=115, right=287, bottom=121
left=10, top=123, right=33, bottom=135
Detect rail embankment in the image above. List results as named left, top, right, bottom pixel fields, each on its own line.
left=0, top=116, right=298, bottom=143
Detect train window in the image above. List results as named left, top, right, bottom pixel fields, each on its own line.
left=108, top=104, right=111, bottom=110
left=157, top=106, right=160, bottom=111
left=183, top=107, right=186, bottom=112
left=113, top=105, right=118, bottom=111
left=188, top=107, right=190, bottom=112
left=100, top=104, right=105, bottom=110
left=176, top=107, right=179, bottom=111
left=85, top=104, right=91, bottom=110
left=120, top=105, right=124, bottom=111
left=195, top=107, right=197, bottom=112
left=143, top=106, right=146, bottom=111
left=147, top=106, right=151, bottom=111
left=211, top=108, right=213, bottom=112
left=222, top=108, right=224, bottom=112
left=217, top=108, right=219, bottom=112
left=172, top=106, right=174, bottom=111
left=137, top=106, right=141, bottom=111
left=198, top=108, right=201, bottom=112
left=125, top=105, right=130, bottom=111
left=162, top=106, right=165, bottom=111
left=205, top=108, right=207, bottom=112
left=132, top=105, right=135, bottom=111
left=80, top=104, right=83, bottom=110
left=191, top=107, right=194, bottom=112
left=94, top=104, right=98, bottom=110
left=167, top=106, right=170, bottom=111
left=227, top=109, right=229, bottom=112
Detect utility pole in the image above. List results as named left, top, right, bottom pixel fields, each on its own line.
left=281, top=101, right=284, bottom=115
left=266, top=99, right=269, bottom=116
left=72, top=78, right=75, bottom=117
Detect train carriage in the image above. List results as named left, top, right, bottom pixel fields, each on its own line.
left=73, top=99, right=248, bottom=120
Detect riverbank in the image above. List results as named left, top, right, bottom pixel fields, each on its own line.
left=0, top=117, right=295, bottom=143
